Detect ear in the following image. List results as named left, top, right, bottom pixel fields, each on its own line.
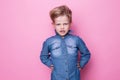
left=69, top=23, right=72, bottom=27
left=51, top=22, right=54, bottom=25
left=52, top=22, right=55, bottom=28
left=69, top=23, right=72, bottom=29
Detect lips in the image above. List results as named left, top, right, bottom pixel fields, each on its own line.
left=60, top=30, right=65, bottom=33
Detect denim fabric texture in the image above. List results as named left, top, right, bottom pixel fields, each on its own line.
left=40, top=31, right=91, bottom=80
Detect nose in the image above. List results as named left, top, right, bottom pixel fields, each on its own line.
left=61, top=24, right=64, bottom=29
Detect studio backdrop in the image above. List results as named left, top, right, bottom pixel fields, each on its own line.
left=0, top=0, right=120, bottom=80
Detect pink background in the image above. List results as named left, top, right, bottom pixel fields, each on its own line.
left=0, top=0, right=120, bottom=80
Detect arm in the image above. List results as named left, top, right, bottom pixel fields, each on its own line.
left=77, top=37, right=91, bottom=69
left=40, top=40, right=53, bottom=67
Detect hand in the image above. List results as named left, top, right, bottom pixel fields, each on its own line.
left=50, top=65, right=54, bottom=71
left=50, top=66, right=54, bottom=71
left=77, top=63, right=81, bottom=70
left=79, top=67, right=81, bottom=71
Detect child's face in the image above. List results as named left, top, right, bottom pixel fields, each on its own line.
left=53, top=15, right=71, bottom=37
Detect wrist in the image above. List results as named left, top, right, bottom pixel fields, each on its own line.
left=50, top=65, right=54, bottom=67
left=49, top=64, right=53, bottom=68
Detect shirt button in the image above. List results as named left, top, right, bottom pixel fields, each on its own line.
left=65, top=62, right=68, bottom=64
left=66, top=78, right=69, bottom=80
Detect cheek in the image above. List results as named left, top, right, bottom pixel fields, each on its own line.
left=65, top=25, right=70, bottom=30
left=55, top=26, right=60, bottom=31
left=53, top=24, right=58, bottom=29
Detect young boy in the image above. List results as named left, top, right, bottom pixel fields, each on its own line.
left=40, top=5, right=91, bottom=80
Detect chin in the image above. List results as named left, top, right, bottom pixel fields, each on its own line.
left=58, top=32, right=67, bottom=37
left=61, top=34, right=67, bottom=37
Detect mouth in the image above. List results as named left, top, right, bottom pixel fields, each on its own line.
left=60, top=30, right=65, bottom=34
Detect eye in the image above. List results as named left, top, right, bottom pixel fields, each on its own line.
left=56, top=23, right=60, bottom=26
left=64, top=23, right=69, bottom=25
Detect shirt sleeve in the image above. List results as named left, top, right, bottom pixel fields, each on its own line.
left=77, top=37, right=91, bottom=69
left=40, top=40, right=53, bottom=67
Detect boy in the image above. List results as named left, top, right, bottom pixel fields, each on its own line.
left=40, top=5, right=91, bottom=80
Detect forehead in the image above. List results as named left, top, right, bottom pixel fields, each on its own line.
left=54, top=15, right=69, bottom=23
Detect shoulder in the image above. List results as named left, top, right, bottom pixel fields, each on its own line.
left=69, top=34, right=86, bottom=45
left=44, top=35, right=54, bottom=42
left=69, top=34, right=82, bottom=40
left=43, top=35, right=59, bottom=44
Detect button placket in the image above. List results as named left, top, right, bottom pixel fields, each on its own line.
left=61, top=38, right=69, bottom=79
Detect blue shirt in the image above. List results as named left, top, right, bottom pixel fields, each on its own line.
left=40, top=31, right=91, bottom=80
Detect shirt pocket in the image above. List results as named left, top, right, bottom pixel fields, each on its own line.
left=66, top=44, right=78, bottom=54
left=50, top=44, right=62, bottom=57
left=51, top=46, right=60, bottom=51
left=50, top=43, right=61, bottom=51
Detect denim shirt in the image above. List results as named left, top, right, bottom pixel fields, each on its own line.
left=40, top=31, right=91, bottom=80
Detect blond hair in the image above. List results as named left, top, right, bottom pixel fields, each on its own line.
left=49, top=5, right=72, bottom=23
